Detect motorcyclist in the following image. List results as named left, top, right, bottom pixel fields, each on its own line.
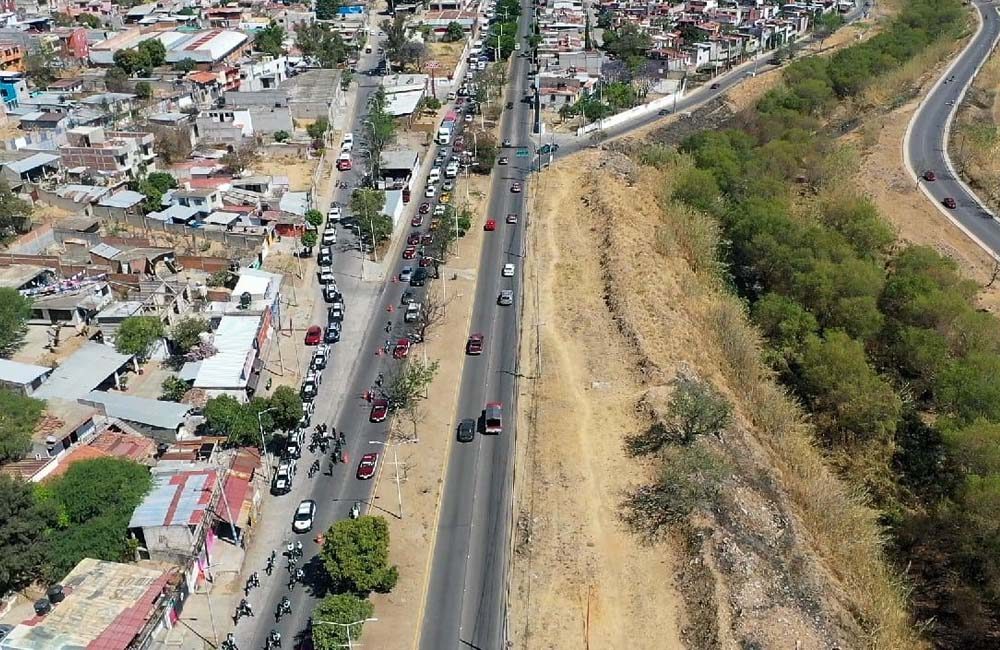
left=295, top=540, right=303, bottom=555
left=270, top=629, right=282, bottom=648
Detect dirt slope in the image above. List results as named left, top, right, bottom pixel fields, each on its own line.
left=512, top=149, right=918, bottom=649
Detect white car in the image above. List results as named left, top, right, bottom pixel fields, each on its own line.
left=328, top=205, right=342, bottom=221
left=433, top=204, right=447, bottom=217
left=502, top=263, right=515, bottom=277
left=321, top=229, right=337, bottom=246
left=342, top=132, right=354, bottom=145
left=292, top=499, right=317, bottom=533
left=425, top=185, right=437, bottom=198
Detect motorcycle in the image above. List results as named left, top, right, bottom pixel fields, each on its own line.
left=350, top=501, right=361, bottom=519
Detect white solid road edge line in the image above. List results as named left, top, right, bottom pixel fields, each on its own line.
left=902, top=1, right=1000, bottom=261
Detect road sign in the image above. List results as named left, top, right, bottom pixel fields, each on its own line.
left=516, top=148, right=530, bottom=158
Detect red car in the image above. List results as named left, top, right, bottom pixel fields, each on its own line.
left=419, top=256, right=434, bottom=267
left=393, top=338, right=411, bottom=359
left=923, top=170, right=936, bottom=181
left=356, top=452, right=379, bottom=480
left=402, top=246, right=417, bottom=259
left=407, top=232, right=421, bottom=246
left=419, top=202, right=431, bottom=214
left=305, top=325, right=322, bottom=345
left=370, top=398, right=389, bottom=422
left=943, top=197, right=957, bottom=209
left=411, top=214, right=425, bottom=227
left=466, top=333, right=484, bottom=355
left=485, top=402, right=502, bottom=434
left=506, top=213, right=518, bottom=224
left=484, top=219, right=496, bottom=231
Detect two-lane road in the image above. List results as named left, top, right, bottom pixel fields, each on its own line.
left=905, top=0, right=1000, bottom=253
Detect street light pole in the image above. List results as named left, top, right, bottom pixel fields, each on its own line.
left=256, top=406, right=278, bottom=482
left=369, top=440, right=415, bottom=518
left=314, top=617, right=379, bottom=650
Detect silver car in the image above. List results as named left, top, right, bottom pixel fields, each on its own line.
left=498, top=289, right=514, bottom=306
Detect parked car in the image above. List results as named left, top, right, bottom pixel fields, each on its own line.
left=311, top=344, right=330, bottom=370
left=407, top=232, right=421, bottom=245
left=292, top=499, right=316, bottom=533
left=271, top=468, right=292, bottom=495
left=328, top=302, right=345, bottom=322
left=419, top=202, right=431, bottom=214
left=457, top=418, right=476, bottom=443
left=410, top=268, right=428, bottom=286
left=393, top=338, right=412, bottom=358
left=328, top=205, right=342, bottom=221
left=403, top=246, right=417, bottom=259
left=357, top=452, right=379, bottom=480
left=325, top=322, right=341, bottom=343
left=370, top=398, right=389, bottom=422
left=412, top=214, right=425, bottom=227
left=399, top=266, right=414, bottom=282
left=466, top=333, right=484, bottom=355
left=318, top=269, right=336, bottom=284
left=305, top=325, right=322, bottom=345
left=318, top=247, right=333, bottom=267
left=323, top=285, right=342, bottom=303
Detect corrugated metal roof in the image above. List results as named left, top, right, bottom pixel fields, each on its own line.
left=81, top=390, right=191, bottom=430
left=194, top=315, right=260, bottom=389
left=33, top=342, right=134, bottom=401
left=90, top=242, right=122, bottom=259
left=0, top=358, right=51, bottom=385
left=3, top=152, right=60, bottom=174
left=98, top=190, right=145, bottom=208
left=128, top=468, right=216, bottom=529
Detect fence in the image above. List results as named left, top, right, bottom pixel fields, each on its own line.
left=574, top=89, right=685, bottom=136
left=112, top=212, right=268, bottom=252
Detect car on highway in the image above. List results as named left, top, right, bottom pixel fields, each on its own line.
left=710, top=82, right=720, bottom=89
left=419, top=256, right=434, bottom=268
left=502, top=263, right=515, bottom=277
left=401, top=290, right=415, bottom=305
left=370, top=398, right=389, bottom=422
left=484, top=218, right=496, bottom=231
left=328, top=205, right=342, bottom=221
left=305, top=325, right=322, bottom=345
left=425, top=185, right=437, bottom=198
left=484, top=402, right=503, bottom=434
left=943, top=197, right=957, bottom=209
left=923, top=170, right=937, bottom=181
left=466, top=333, right=484, bottom=355
left=511, top=182, right=522, bottom=193
left=410, top=268, right=428, bottom=286
left=412, top=214, right=425, bottom=227
left=498, top=156, right=509, bottom=165
left=292, top=499, right=317, bottom=533
left=419, top=202, right=431, bottom=214
left=399, top=266, right=414, bottom=282
left=407, top=232, right=421, bottom=245
left=506, top=213, right=518, bottom=224
left=357, top=452, right=379, bottom=480
left=393, top=338, right=412, bottom=358
left=498, top=289, right=514, bottom=306
left=457, top=418, right=476, bottom=443
left=318, top=269, right=336, bottom=284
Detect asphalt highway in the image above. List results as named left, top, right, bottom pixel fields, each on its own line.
left=905, top=0, right=1000, bottom=253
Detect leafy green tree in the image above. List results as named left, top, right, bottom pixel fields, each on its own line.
left=113, top=48, right=150, bottom=76
left=627, top=376, right=732, bottom=455
left=0, top=288, right=31, bottom=358
left=115, top=315, right=165, bottom=360
left=173, top=58, right=196, bottom=73
left=104, top=66, right=130, bottom=92
left=138, top=38, right=166, bottom=67
left=305, top=209, right=325, bottom=228
left=0, top=179, right=31, bottom=240
left=381, top=15, right=408, bottom=63
left=0, top=389, right=44, bottom=464
left=312, top=594, right=375, bottom=649
left=134, top=81, right=152, bottom=99
left=42, top=458, right=152, bottom=580
left=274, top=130, right=290, bottom=142
left=221, top=143, right=259, bottom=175
left=301, top=231, right=318, bottom=249
left=752, top=293, right=819, bottom=353
left=205, top=395, right=266, bottom=445
left=77, top=12, right=101, bottom=28
left=207, top=269, right=237, bottom=289
left=307, top=118, right=329, bottom=140
left=488, top=22, right=518, bottom=60
left=602, top=22, right=652, bottom=60
left=935, top=354, right=1000, bottom=425
left=320, top=516, right=399, bottom=594
left=160, top=375, right=190, bottom=402
left=296, top=22, right=348, bottom=68
left=351, top=188, right=386, bottom=222
left=795, top=330, right=902, bottom=447
left=444, top=21, right=465, bottom=42
left=268, top=385, right=303, bottom=432
left=0, top=475, right=51, bottom=595
left=170, top=316, right=209, bottom=354
left=385, top=358, right=439, bottom=410
left=146, top=171, right=177, bottom=193
left=315, top=0, right=343, bottom=20
left=671, top=167, right=720, bottom=213
left=24, top=42, right=56, bottom=87
left=255, top=23, right=286, bottom=57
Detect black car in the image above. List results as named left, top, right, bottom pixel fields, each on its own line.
left=410, top=268, right=428, bottom=286
left=325, top=322, right=341, bottom=343
left=506, top=101, right=513, bottom=109
left=401, top=290, right=415, bottom=305
left=457, top=418, right=476, bottom=442
left=323, top=285, right=342, bottom=303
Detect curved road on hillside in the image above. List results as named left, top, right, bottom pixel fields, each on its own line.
left=906, top=0, right=1000, bottom=252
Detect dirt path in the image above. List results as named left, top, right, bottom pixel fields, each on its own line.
left=511, top=153, right=685, bottom=650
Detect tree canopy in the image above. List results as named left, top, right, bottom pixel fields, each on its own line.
left=255, top=23, right=286, bottom=57
left=320, top=516, right=398, bottom=594
left=0, top=288, right=31, bottom=358
left=115, top=316, right=165, bottom=360
left=0, top=389, right=44, bottom=465
left=312, top=594, right=375, bottom=649
left=0, top=179, right=32, bottom=241
left=0, top=476, right=51, bottom=595
left=170, top=316, right=209, bottom=354
left=296, top=23, right=348, bottom=68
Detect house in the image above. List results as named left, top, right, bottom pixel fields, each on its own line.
left=188, top=314, right=264, bottom=400
left=81, top=390, right=193, bottom=441
left=0, top=263, right=55, bottom=292
left=96, top=189, right=146, bottom=219
left=28, top=281, right=113, bottom=327
left=0, top=70, right=27, bottom=107
left=0, top=559, right=174, bottom=650
left=378, top=149, right=420, bottom=190
left=0, top=358, right=51, bottom=395
left=17, top=110, right=68, bottom=130
left=33, top=341, right=137, bottom=401
left=58, top=127, right=154, bottom=182
left=172, top=187, right=223, bottom=214
left=237, top=55, right=290, bottom=91
left=0, top=152, right=60, bottom=185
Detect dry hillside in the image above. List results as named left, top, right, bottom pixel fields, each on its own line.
left=511, top=148, right=918, bottom=649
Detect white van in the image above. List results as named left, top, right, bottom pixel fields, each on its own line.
left=342, top=132, right=354, bottom=145
left=445, top=162, right=460, bottom=179
left=429, top=167, right=441, bottom=183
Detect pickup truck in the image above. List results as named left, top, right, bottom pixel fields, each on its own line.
left=404, top=302, right=421, bottom=323
left=484, top=402, right=502, bottom=434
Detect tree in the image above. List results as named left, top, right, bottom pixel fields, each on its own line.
left=207, top=269, right=237, bottom=289
left=368, top=213, right=393, bottom=244
left=296, top=22, right=348, bottom=68
left=42, top=458, right=152, bottom=580
left=398, top=41, right=429, bottom=71
left=104, top=66, right=130, bottom=92
left=0, top=389, right=44, bottom=464
left=320, top=516, right=399, bottom=594
left=134, top=81, right=152, bottom=99
left=473, top=133, right=498, bottom=171
left=305, top=209, right=324, bottom=228
left=115, top=315, right=165, bottom=360
left=205, top=395, right=265, bottom=445
left=0, top=178, right=32, bottom=240
left=146, top=171, right=177, bottom=193
left=255, top=23, right=286, bottom=57
left=268, top=385, right=303, bottom=432
left=312, top=594, right=375, bottom=649
left=137, top=177, right=165, bottom=213
left=301, top=231, right=318, bottom=249
left=935, top=354, right=1000, bottom=425
left=160, top=375, right=190, bottom=402
left=113, top=48, right=150, bottom=76
left=351, top=188, right=387, bottom=223
left=0, top=288, right=31, bottom=358
left=173, top=57, right=197, bottom=73
left=0, top=475, right=51, bottom=595
left=385, top=358, right=439, bottom=411
left=307, top=118, right=330, bottom=140
left=444, top=21, right=465, bottom=42
left=381, top=15, right=408, bottom=64
left=24, top=42, right=56, bottom=87
left=315, top=0, right=343, bottom=20
left=627, top=376, right=732, bottom=455
left=416, top=288, right=451, bottom=340
left=138, top=38, right=166, bottom=68
left=274, top=130, right=290, bottom=142
left=77, top=12, right=101, bottom=28
left=222, top=143, right=259, bottom=175
left=151, top=126, right=193, bottom=164
left=170, top=316, right=209, bottom=354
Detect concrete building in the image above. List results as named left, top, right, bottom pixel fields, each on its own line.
left=237, top=55, right=290, bottom=91
left=0, top=358, right=51, bottom=395
left=58, top=127, right=155, bottom=182
left=90, top=29, right=250, bottom=67
left=81, top=390, right=193, bottom=441
left=33, top=341, right=137, bottom=401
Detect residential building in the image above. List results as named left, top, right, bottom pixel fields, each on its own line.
left=81, top=390, right=193, bottom=441
left=58, top=127, right=154, bottom=182
left=0, top=70, right=26, bottom=107
left=0, top=358, right=51, bottom=395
